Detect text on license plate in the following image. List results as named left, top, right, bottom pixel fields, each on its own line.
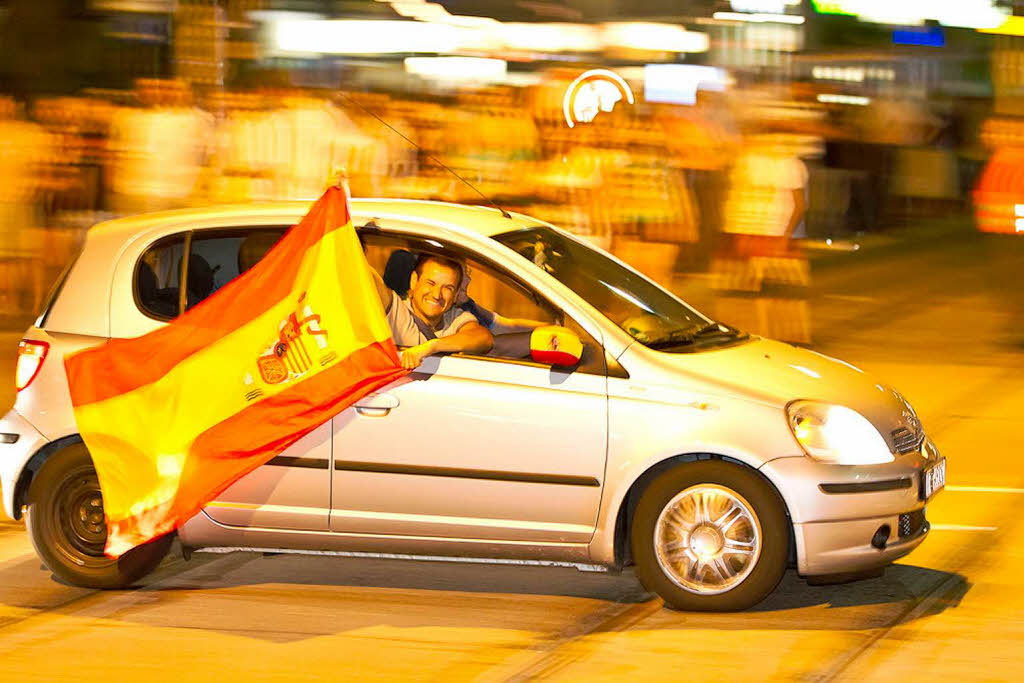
left=921, top=458, right=946, bottom=500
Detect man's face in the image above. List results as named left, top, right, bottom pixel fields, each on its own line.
left=409, top=261, right=460, bottom=325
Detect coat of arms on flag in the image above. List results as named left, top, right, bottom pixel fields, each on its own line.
left=252, top=293, right=329, bottom=389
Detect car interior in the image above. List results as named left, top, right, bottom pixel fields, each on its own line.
left=134, top=228, right=602, bottom=372
left=377, top=247, right=532, bottom=360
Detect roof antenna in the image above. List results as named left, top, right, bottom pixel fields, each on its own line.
left=335, top=90, right=513, bottom=220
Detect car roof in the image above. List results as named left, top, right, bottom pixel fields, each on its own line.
left=45, top=198, right=558, bottom=339
left=86, top=198, right=538, bottom=243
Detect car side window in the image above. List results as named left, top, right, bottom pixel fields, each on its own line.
left=462, top=262, right=557, bottom=326
left=136, top=235, right=185, bottom=320
left=185, top=228, right=285, bottom=310
left=136, top=227, right=287, bottom=319
left=360, top=231, right=606, bottom=374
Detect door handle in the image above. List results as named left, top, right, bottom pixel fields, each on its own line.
left=354, top=392, right=400, bottom=416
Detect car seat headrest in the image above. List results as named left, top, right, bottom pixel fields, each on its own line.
left=137, top=261, right=158, bottom=299
left=185, top=254, right=217, bottom=307
left=238, top=232, right=282, bottom=274
left=383, top=249, right=417, bottom=297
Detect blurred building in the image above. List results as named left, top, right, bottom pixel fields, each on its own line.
left=2, top=0, right=1023, bottom=339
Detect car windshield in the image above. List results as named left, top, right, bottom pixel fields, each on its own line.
left=493, top=226, right=745, bottom=350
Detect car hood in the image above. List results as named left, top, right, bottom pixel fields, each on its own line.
left=634, top=337, right=919, bottom=445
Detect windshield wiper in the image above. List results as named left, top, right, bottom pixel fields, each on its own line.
left=646, top=322, right=733, bottom=349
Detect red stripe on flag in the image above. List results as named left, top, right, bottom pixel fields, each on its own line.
left=67, top=188, right=353, bottom=407
left=103, top=338, right=407, bottom=553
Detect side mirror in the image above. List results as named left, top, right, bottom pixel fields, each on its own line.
left=530, top=326, right=583, bottom=367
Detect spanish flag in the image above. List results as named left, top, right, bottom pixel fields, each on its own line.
left=65, top=187, right=407, bottom=557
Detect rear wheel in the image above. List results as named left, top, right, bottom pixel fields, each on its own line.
left=25, top=443, right=173, bottom=589
left=631, top=460, right=788, bottom=611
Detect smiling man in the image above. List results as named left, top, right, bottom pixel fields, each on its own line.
left=371, top=254, right=493, bottom=369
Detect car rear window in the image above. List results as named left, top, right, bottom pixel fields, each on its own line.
left=185, top=229, right=285, bottom=311
left=136, top=235, right=185, bottom=320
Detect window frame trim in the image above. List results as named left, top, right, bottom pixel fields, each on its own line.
left=132, top=232, right=187, bottom=323
left=178, top=230, right=192, bottom=315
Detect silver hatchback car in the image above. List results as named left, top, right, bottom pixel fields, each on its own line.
left=0, top=199, right=945, bottom=611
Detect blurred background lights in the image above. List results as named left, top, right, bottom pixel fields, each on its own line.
left=498, top=23, right=602, bottom=53
left=270, top=17, right=706, bottom=57
left=404, top=57, right=508, bottom=84
left=274, top=19, right=462, bottom=55
left=729, top=0, right=800, bottom=11
left=712, top=12, right=805, bottom=25
left=602, top=22, right=709, bottom=53
left=644, top=65, right=729, bottom=105
left=817, top=93, right=871, bottom=106
left=810, top=0, right=1009, bottom=29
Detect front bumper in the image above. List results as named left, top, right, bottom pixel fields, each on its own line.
left=794, top=510, right=929, bottom=576
left=0, top=409, right=49, bottom=520
left=760, top=440, right=940, bottom=577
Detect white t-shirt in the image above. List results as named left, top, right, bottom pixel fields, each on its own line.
left=386, top=291, right=478, bottom=347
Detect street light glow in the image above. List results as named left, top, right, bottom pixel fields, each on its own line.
left=274, top=19, right=462, bottom=54
left=713, top=12, right=806, bottom=25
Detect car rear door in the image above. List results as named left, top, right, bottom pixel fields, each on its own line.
left=111, top=223, right=333, bottom=531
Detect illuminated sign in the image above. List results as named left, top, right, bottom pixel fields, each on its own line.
left=563, top=69, right=635, bottom=128
left=810, top=0, right=855, bottom=16
left=892, top=27, right=944, bottom=47
left=981, top=17, right=1024, bottom=37
left=810, top=0, right=1007, bottom=28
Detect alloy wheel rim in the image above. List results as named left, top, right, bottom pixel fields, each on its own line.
left=653, top=484, right=762, bottom=595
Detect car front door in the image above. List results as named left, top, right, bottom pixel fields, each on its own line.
left=328, top=236, right=609, bottom=544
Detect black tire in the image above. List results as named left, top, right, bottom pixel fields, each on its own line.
left=25, top=443, right=173, bottom=589
left=630, top=460, right=788, bottom=612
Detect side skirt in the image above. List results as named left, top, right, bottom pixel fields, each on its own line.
left=179, top=510, right=600, bottom=566
left=191, top=546, right=613, bottom=573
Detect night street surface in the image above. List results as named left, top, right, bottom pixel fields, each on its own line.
left=0, top=226, right=1021, bottom=681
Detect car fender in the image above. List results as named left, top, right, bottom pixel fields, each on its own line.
left=0, top=420, right=82, bottom=520
left=589, top=391, right=800, bottom=566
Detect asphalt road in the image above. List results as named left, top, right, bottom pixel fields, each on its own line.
left=0, top=227, right=1021, bottom=681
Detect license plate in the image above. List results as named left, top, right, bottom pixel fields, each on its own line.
left=920, top=458, right=946, bottom=500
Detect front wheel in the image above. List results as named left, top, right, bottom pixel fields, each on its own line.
left=25, top=443, right=173, bottom=589
left=631, top=460, right=789, bottom=611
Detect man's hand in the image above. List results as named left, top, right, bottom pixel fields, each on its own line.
left=398, top=322, right=493, bottom=369
left=400, top=340, right=437, bottom=369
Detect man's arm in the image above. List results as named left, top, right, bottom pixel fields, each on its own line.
left=369, top=267, right=392, bottom=313
left=400, top=321, right=493, bottom=369
left=490, top=314, right=549, bottom=333
left=783, top=187, right=806, bottom=239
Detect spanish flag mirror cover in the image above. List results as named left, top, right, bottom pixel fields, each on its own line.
left=65, top=187, right=408, bottom=557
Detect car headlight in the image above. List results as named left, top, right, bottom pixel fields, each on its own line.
left=786, top=400, right=894, bottom=465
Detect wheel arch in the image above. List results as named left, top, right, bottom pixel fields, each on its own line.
left=12, top=434, right=85, bottom=520
left=611, top=452, right=794, bottom=568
